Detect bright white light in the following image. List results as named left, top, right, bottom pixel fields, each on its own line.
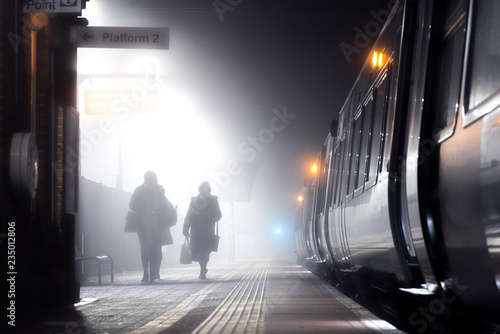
left=81, top=1, right=107, bottom=25
left=78, top=57, right=227, bottom=206
left=112, top=85, right=225, bottom=200
left=276, top=229, right=281, bottom=234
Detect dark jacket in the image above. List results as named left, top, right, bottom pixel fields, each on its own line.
left=130, top=183, right=173, bottom=248
left=183, top=194, right=222, bottom=260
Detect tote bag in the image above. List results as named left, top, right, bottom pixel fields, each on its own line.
left=211, top=221, right=220, bottom=252
left=180, top=237, right=192, bottom=264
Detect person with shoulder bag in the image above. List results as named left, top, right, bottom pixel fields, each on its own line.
left=129, top=171, right=175, bottom=283
left=183, top=181, right=222, bottom=279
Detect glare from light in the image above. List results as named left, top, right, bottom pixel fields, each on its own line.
left=361, top=320, right=397, bottom=330
left=78, top=56, right=228, bottom=204
left=81, top=1, right=107, bottom=25
left=119, top=86, right=226, bottom=199
left=311, top=164, right=318, bottom=174
left=276, top=229, right=281, bottom=234
left=297, top=195, right=303, bottom=202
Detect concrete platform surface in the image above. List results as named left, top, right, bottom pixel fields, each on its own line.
left=5, top=258, right=405, bottom=334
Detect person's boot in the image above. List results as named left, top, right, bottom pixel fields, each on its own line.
left=141, top=270, right=149, bottom=283
left=199, top=265, right=207, bottom=279
left=150, top=268, right=161, bottom=283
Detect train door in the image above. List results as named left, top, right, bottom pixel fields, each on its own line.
left=319, top=135, right=336, bottom=264
left=311, top=145, right=328, bottom=262
left=419, top=0, right=500, bottom=316
left=381, top=0, right=433, bottom=288
left=323, top=121, right=338, bottom=265
left=330, top=132, right=352, bottom=269
left=304, top=151, right=323, bottom=263
left=294, top=184, right=309, bottom=262
left=417, top=0, right=469, bottom=287
left=338, top=99, right=356, bottom=270
left=303, top=175, right=317, bottom=260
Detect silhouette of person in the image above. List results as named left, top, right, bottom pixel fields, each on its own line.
left=129, top=171, right=172, bottom=283
left=183, top=182, right=222, bottom=279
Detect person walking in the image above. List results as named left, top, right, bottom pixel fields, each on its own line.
left=129, top=171, right=173, bottom=283
left=183, top=181, right=222, bottom=279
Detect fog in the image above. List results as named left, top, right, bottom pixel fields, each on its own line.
left=76, top=0, right=387, bottom=270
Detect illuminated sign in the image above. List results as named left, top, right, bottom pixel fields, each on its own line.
left=84, top=89, right=159, bottom=115
left=23, top=0, right=82, bottom=13
left=74, top=26, right=170, bottom=50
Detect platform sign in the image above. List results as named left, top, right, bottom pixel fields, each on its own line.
left=84, top=88, right=159, bottom=115
left=23, top=0, right=83, bottom=13
left=74, top=26, right=170, bottom=50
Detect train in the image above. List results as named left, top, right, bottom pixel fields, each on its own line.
left=294, top=0, right=500, bottom=333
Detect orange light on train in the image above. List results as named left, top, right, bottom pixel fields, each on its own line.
left=298, top=195, right=304, bottom=202
left=311, top=164, right=318, bottom=174
left=372, top=51, right=384, bottom=68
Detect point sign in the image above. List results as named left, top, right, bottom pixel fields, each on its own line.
left=24, top=0, right=82, bottom=13
left=73, top=26, right=169, bottom=50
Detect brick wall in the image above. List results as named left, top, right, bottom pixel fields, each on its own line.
left=0, top=2, right=19, bottom=222
left=0, top=2, right=84, bottom=312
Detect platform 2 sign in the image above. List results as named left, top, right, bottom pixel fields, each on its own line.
left=23, top=0, right=82, bottom=13
left=73, top=26, right=170, bottom=50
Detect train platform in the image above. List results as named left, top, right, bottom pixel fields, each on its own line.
left=8, top=258, right=405, bottom=334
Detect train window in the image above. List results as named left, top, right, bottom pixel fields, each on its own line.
left=463, top=0, right=500, bottom=125
left=317, top=147, right=328, bottom=215
left=429, top=0, right=467, bottom=142
left=345, top=124, right=354, bottom=201
left=367, top=70, right=389, bottom=188
left=332, top=140, right=344, bottom=208
left=356, top=95, right=374, bottom=196
left=326, top=146, right=337, bottom=207
left=305, top=181, right=315, bottom=223
left=348, top=107, right=363, bottom=198
left=330, top=145, right=338, bottom=208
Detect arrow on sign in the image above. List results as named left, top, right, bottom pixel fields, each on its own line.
left=82, top=32, right=94, bottom=42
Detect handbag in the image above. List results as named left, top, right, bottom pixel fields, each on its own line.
left=211, top=221, right=220, bottom=252
left=180, top=237, right=192, bottom=264
left=162, top=207, right=177, bottom=228
left=124, top=210, right=141, bottom=232
left=161, top=202, right=177, bottom=228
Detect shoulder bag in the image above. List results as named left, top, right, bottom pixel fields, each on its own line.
left=124, top=210, right=141, bottom=232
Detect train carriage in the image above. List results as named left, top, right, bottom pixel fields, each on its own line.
left=295, top=0, right=500, bottom=332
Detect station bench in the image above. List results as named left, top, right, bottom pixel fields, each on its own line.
left=75, top=255, right=114, bottom=285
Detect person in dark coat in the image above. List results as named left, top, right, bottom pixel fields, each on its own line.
left=183, top=181, right=222, bottom=279
left=129, top=171, right=172, bottom=283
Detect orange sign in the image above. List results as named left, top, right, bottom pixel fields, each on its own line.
left=84, top=89, right=158, bottom=115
